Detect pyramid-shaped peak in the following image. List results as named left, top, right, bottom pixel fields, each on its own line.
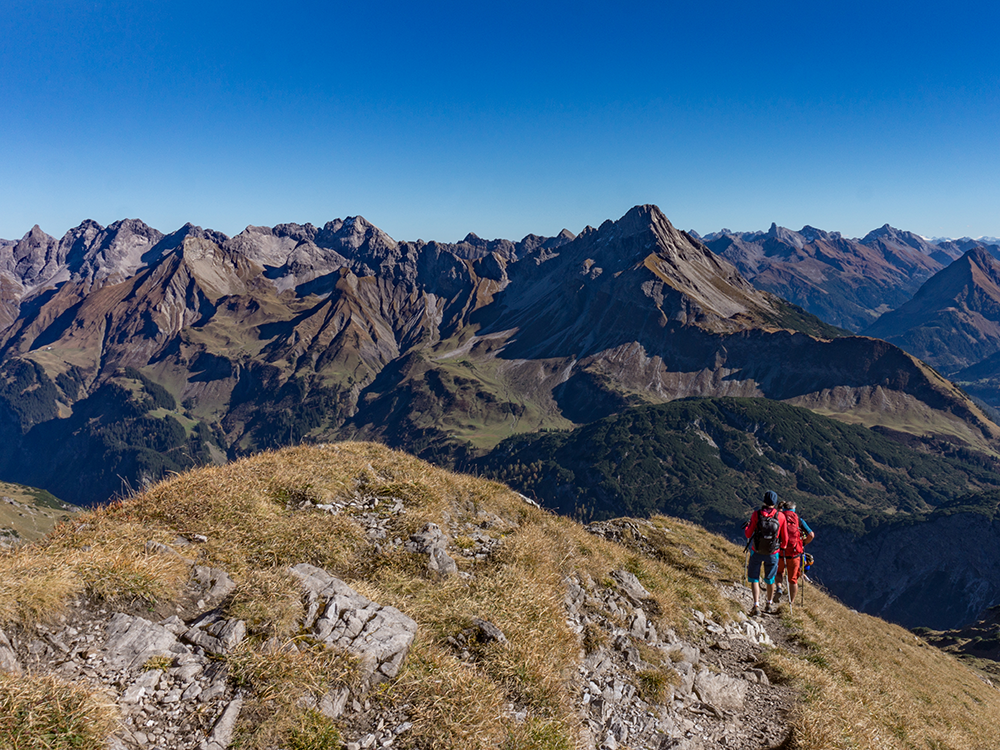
left=862, top=224, right=906, bottom=242
left=962, top=246, right=998, bottom=266
left=614, top=204, right=673, bottom=236
left=21, top=225, right=51, bottom=242
left=587, top=205, right=692, bottom=249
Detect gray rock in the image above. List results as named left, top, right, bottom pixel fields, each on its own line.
left=743, top=668, right=770, bottom=685
left=193, top=567, right=237, bottom=602
left=103, top=614, right=179, bottom=672
left=428, top=546, right=458, bottom=576
left=318, top=686, right=350, bottom=718
left=122, top=669, right=162, bottom=704
left=159, top=615, right=189, bottom=636
left=406, top=522, right=448, bottom=553
left=0, top=628, right=22, bottom=674
left=183, top=615, right=246, bottom=656
left=610, top=569, right=651, bottom=602
left=198, top=695, right=243, bottom=750
left=693, top=668, right=747, bottom=712
left=290, top=563, right=417, bottom=687
left=470, top=617, right=507, bottom=645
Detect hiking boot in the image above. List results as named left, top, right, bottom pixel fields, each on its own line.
left=774, top=585, right=784, bottom=599
left=764, top=601, right=773, bottom=614
left=750, top=603, right=760, bottom=617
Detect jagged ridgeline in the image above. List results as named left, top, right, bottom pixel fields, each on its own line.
left=0, top=206, right=997, bottom=507
left=2, top=443, right=1000, bottom=750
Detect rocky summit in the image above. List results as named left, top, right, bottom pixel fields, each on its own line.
left=0, top=205, right=995, bottom=508
left=3, top=442, right=1000, bottom=750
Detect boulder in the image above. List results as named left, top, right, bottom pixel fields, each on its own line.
left=693, top=668, right=747, bottom=712
left=0, top=628, right=21, bottom=674
left=610, top=569, right=651, bottom=603
left=290, top=563, right=417, bottom=687
left=103, top=613, right=182, bottom=672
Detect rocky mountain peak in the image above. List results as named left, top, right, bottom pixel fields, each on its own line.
left=864, top=244, right=1000, bottom=374
left=765, top=223, right=807, bottom=249
left=316, top=216, right=397, bottom=255
left=70, top=219, right=167, bottom=283
left=861, top=224, right=922, bottom=248
left=611, top=204, right=674, bottom=240
left=12, top=224, right=60, bottom=286
left=799, top=225, right=839, bottom=243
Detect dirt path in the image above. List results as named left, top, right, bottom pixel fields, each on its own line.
left=709, top=582, right=800, bottom=750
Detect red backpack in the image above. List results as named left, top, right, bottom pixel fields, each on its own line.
left=782, top=510, right=802, bottom=555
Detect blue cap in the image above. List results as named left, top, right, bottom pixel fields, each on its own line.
left=763, top=490, right=778, bottom=507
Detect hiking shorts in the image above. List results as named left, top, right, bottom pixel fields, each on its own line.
left=747, top=551, right=778, bottom=584
left=778, top=554, right=802, bottom=584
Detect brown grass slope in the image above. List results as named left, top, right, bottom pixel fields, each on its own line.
left=2, top=446, right=1000, bottom=749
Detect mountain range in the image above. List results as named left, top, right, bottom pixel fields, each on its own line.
left=698, top=223, right=1000, bottom=332
left=0, top=205, right=994, bottom=509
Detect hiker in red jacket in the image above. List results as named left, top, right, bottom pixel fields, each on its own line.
left=775, top=500, right=815, bottom=606
left=744, top=490, right=788, bottom=616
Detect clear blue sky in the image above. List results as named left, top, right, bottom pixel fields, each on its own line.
left=2, top=1, right=999, bottom=243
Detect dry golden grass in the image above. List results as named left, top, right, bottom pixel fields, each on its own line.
left=227, top=568, right=305, bottom=639
left=7, top=440, right=1000, bottom=750
left=767, top=582, right=1000, bottom=750
left=227, top=638, right=356, bottom=750
left=0, top=672, right=119, bottom=750
left=0, top=551, right=82, bottom=629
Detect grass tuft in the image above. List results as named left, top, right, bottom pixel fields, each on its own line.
left=0, top=672, right=119, bottom=750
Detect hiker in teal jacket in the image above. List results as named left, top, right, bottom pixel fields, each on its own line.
left=744, top=490, right=788, bottom=616
left=775, top=500, right=815, bottom=605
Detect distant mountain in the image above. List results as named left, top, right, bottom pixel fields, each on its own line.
left=703, top=223, right=953, bottom=331
left=864, top=248, right=1000, bottom=375
left=0, top=205, right=996, bottom=507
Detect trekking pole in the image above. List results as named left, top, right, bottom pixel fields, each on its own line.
left=801, top=553, right=806, bottom=606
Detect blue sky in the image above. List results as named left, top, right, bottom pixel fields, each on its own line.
left=2, top=1, right=999, bottom=243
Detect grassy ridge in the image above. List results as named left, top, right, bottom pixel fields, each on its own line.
left=2, top=443, right=1000, bottom=748
left=476, top=397, right=1000, bottom=535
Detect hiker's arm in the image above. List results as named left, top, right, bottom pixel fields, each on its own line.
left=744, top=513, right=756, bottom=539
left=801, top=519, right=814, bottom=546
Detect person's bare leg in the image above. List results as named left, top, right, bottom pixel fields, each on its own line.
left=789, top=581, right=799, bottom=604
left=751, top=581, right=760, bottom=606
